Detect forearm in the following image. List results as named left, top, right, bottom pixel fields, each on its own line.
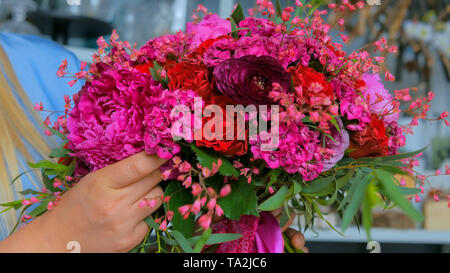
left=0, top=213, right=66, bottom=253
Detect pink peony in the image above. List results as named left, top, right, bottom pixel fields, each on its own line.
left=67, top=63, right=196, bottom=171
left=362, top=73, right=400, bottom=125
left=186, top=14, right=231, bottom=49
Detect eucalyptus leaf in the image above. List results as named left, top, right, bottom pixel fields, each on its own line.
left=375, top=170, right=424, bottom=222
left=258, top=186, right=289, bottom=211
left=171, top=230, right=194, bottom=253
left=341, top=172, right=373, bottom=231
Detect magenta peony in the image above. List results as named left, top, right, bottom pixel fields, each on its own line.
left=186, top=14, right=232, bottom=49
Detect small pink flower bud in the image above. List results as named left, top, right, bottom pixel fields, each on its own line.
left=220, top=184, right=231, bottom=197
left=198, top=214, right=212, bottom=230
left=215, top=204, right=224, bottom=217
left=207, top=199, right=216, bottom=211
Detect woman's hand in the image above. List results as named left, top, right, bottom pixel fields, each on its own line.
left=271, top=209, right=309, bottom=253
left=0, top=152, right=166, bottom=253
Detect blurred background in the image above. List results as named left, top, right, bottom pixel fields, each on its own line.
left=0, top=0, right=449, bottom=253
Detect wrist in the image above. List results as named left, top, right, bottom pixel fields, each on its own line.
left=0, top=211, right=69, bottom=253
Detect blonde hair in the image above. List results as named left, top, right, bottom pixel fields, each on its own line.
left=0, top=45, right=54, bottom=235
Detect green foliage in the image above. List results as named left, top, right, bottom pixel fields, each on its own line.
left=164, top=181, right=195, bottom=238
left=341, top=172, right=374, bottom=231
left=374, top=170, right=423, bottom=222
left=258, top=185, right=289, bottom=211
left=171, top=230, right=194, bottom=253
left=190, top=144, right=239, bottom=177
left=193, top=228, right=212, bottom=253
left=231, top=3, right=245, bottom=25
left=218, top=177, right=258, bottom=220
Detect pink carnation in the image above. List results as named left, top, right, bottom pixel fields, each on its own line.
left=67, top=63, right=196, bottom=171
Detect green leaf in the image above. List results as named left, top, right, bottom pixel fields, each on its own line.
left=164, top=181, right=195, bottom=238
left=171, top=230, right=194, bottom=253
left=201, top=233, right=242, bottom=245
left=47, top=127, right=66, bottom=140
left=190, top=144, right=239, bottom=177
left=292, top=180, right=303, bottom=195
left=341, top=172, right=374, bottom=231
left=218, top=177, right=258, bottom=220
left=356, top=147, right=428, bottom=163
left=28, top=160, right=68, bottom=172
left=11, top=170, right=33, bottom=185
left=313, top=181, right=338, bottom=206
left=163, top=233, right=243, bottom=247
left=397, top=186, right=421, bottom=195
left=275, top=0, right=283, bottom=18
left=231, top=3, right=245, bottom=25
left=193, top=228, right=212, bottom=253
left=258, top=186, right=289, bottom=211
left=42, top=172, right=60, bottom=193
left=375, top=170, right=424, bottom=222
left=336, top=170, right=355, bottom=189
left=330, top=116, right=342, bottom=134
left=150, top=61, right=168, bottom=89
left=337, top=168, right=371, bottom=211
left=28, top=199, right=50, bottom=217
left=302, top=176, right=334, bottom=195
left=19, top=189, right=44, bottom=196
left=361, top=188, right=373, bottom=241
left=266, top=168, right=282, bottom=192
left=0, top=200, right=23, bottom=210
left=144, top=216, right=160, bottom=230
left=49, top=147, right=70, bottom=158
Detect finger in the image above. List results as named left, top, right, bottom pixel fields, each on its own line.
left=271, top=209, right=282, bottom=218
left=281, top=214, right=295, bottom=232
left=286, top=228, right=306, bottom=250
left=129, top=221, right=150, bottom=252
left=301, top=246, right=309, bottom=253
left=93, top=152, right=167, bottom=189
left=125, top=170, right=163, bottom=203
left=132, top=186, right=164, bottom=221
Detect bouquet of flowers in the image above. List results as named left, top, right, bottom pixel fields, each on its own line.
left=3, top=0, right=449, bottom=253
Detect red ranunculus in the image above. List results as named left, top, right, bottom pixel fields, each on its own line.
left=289, top=65, right=334, bottom=106
left=196, top=95, right=248, bottom=156
left=349, top=114, right=389, bottom=159
left=167, top=62, right=213, bottom=101
left=134, top=62, right=154, bottom=74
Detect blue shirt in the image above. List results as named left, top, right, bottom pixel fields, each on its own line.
left=0, top=33, right=82, bottom=239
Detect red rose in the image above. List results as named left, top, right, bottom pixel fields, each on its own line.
left=196, top=95, right=248, bottom=156
left=349, top=114, right=389, bottom=159
left=134, top=62, right=154, bottom=74
left=289, top=65, right=334, bottom=106
left=167, top=62, right=214, bottom=101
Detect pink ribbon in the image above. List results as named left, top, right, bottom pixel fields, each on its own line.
left=254, top=212, right=284, bottom=253
left=212, top=212, right=284, bottom=253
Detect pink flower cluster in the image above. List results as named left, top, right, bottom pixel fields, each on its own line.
left=67, top=62, right=196, bottom=171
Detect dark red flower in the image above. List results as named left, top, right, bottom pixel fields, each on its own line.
left=214, top=55, right=291, bottom=106
left=349, top=114, right=389, bottom=159
left=167, top=62, right=214, bottom=101
left=289, top=65, right=334, bottom=106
